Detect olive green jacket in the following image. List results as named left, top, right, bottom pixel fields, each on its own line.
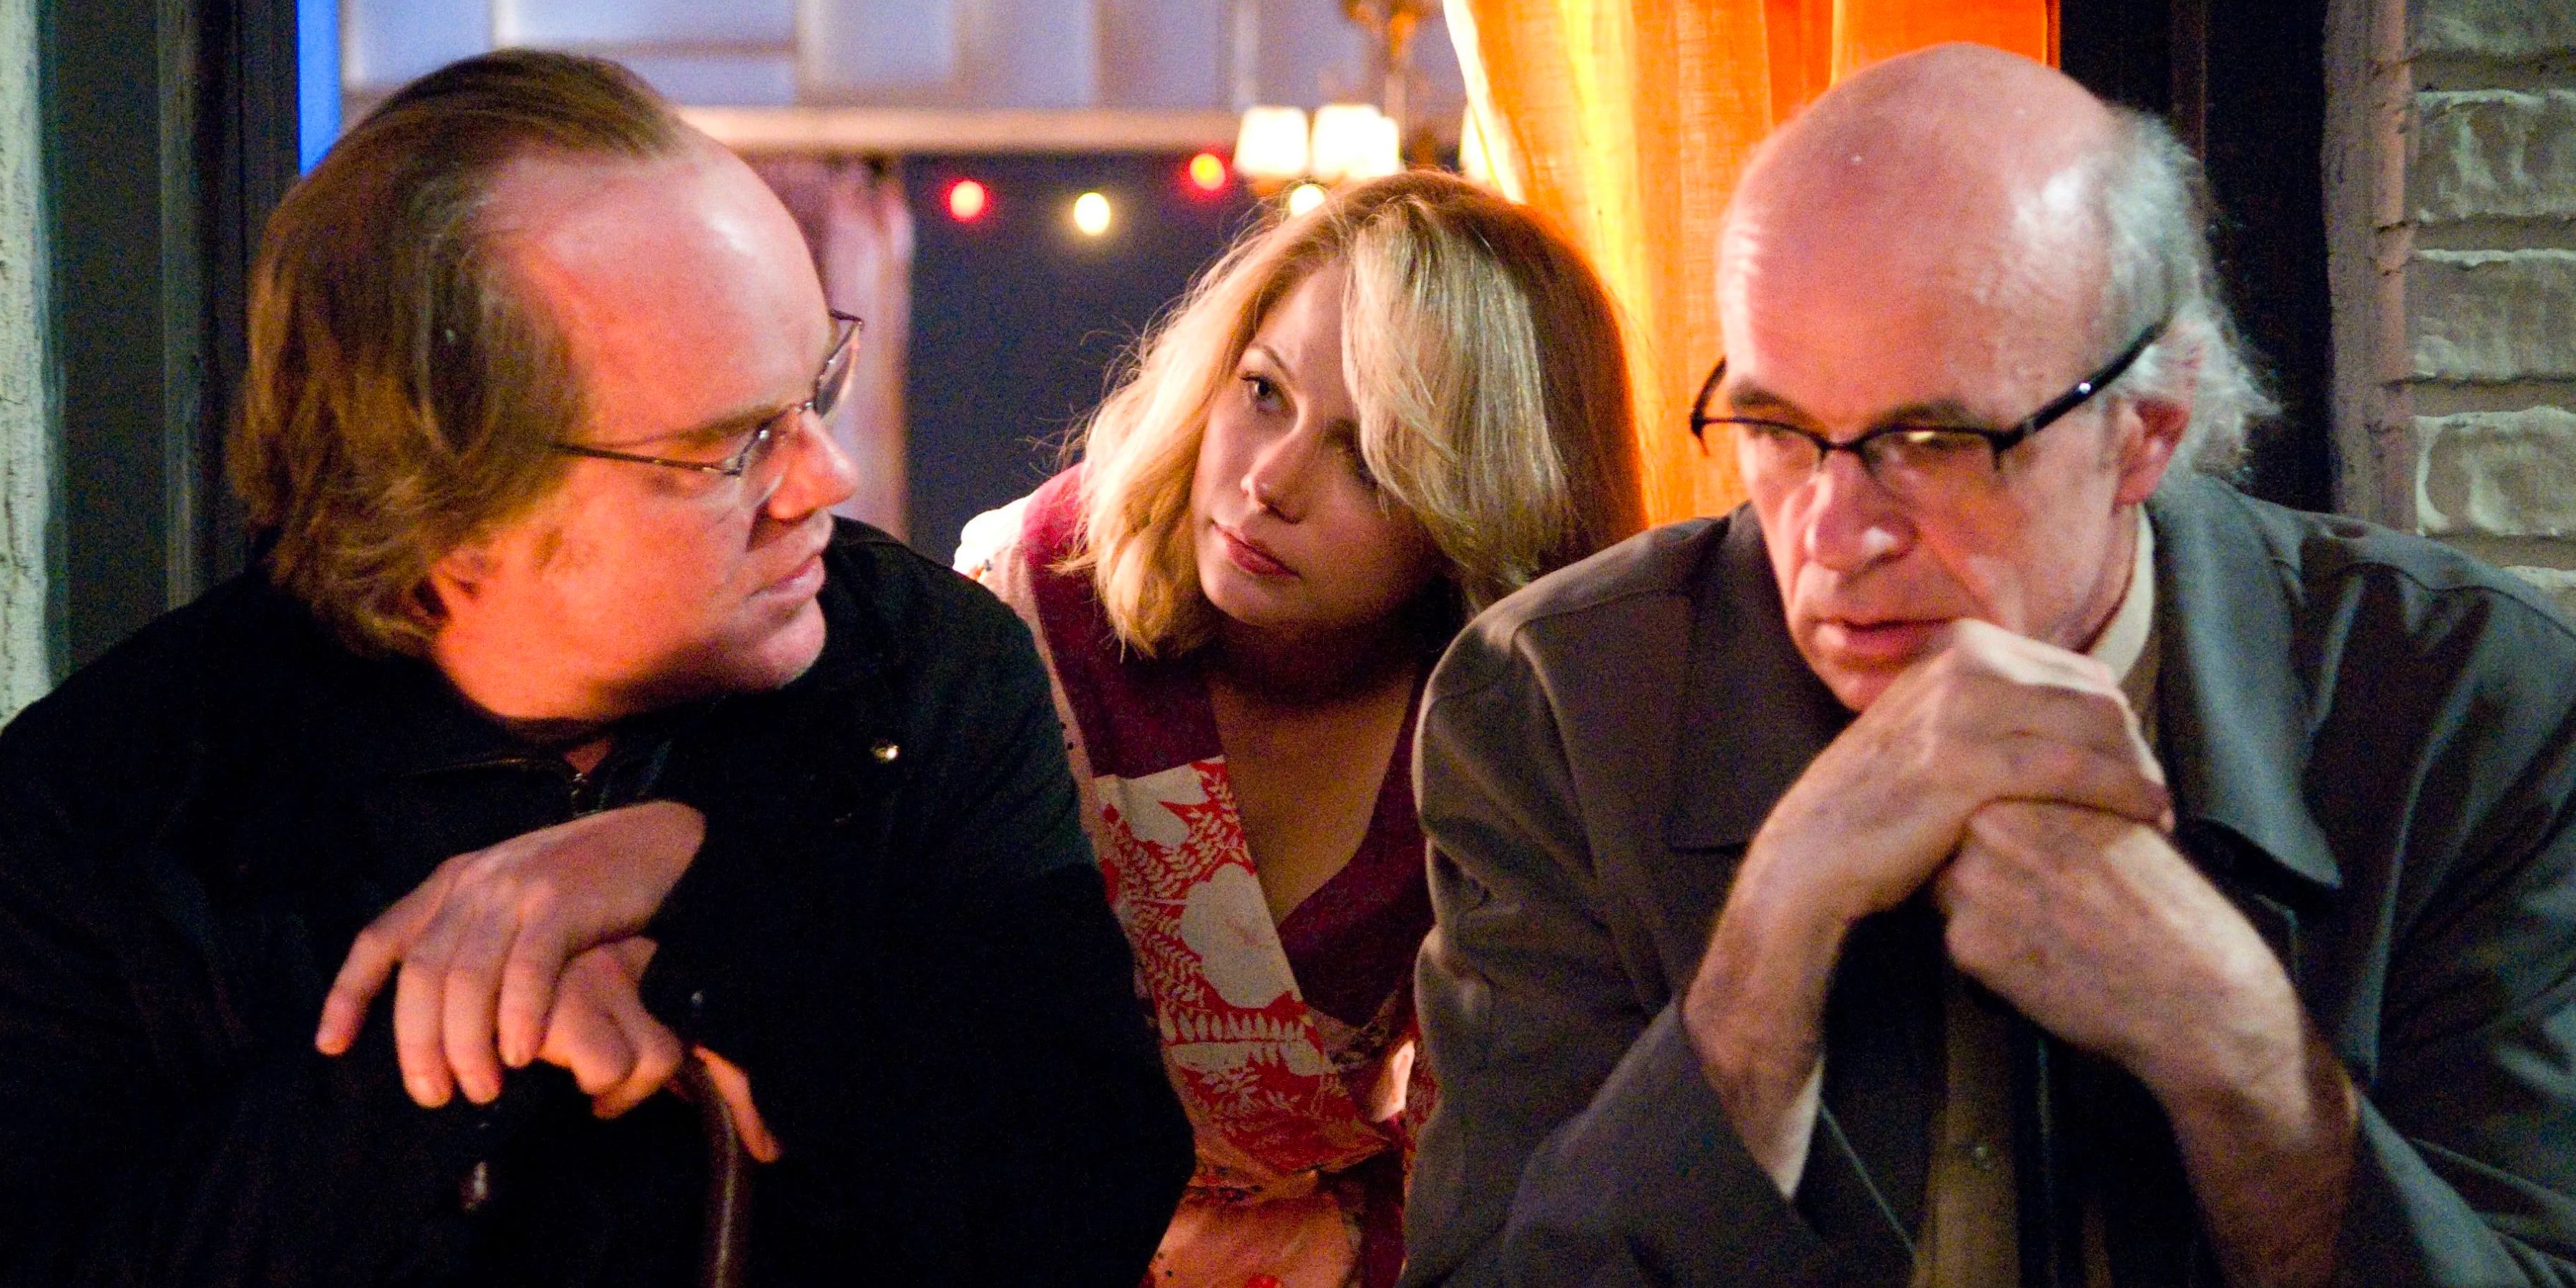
left=1402, top=474, right=2576, bottom=1286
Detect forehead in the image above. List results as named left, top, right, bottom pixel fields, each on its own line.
left=1252, top=262, right=1347, bottom=354
left=484, top=142, right=826, bottom=434
left=1715, top=180, right=2105, bottom=422
left=491, top=146, right=814, bottom=331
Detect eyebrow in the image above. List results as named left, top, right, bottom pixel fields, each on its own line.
left=595, top=403, right=782, bottom=454
left=1722, top=376, right=1996, bottom=433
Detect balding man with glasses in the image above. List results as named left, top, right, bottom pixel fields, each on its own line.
left=0, top=51, right=1188, bottom=1285
left=1400, top=44, right=2576, bottom=1288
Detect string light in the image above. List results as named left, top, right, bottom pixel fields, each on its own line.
left=1073, top=191, right=1113, bottom=237
left=1188, top=152, right=1228, bottom=192
left=946, top=179, right=988, bottom=223
left=1285, top=183, right=1327, bottom=217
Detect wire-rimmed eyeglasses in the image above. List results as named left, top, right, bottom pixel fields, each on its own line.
left=552, top=309, right=863, bottom=507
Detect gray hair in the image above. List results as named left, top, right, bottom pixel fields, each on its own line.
left=2092, top=107, right=2276, bottom=480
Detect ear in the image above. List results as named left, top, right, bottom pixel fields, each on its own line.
left=2111, top=355, right=2195, bottom=507
left=426, top=540, right=499, bottom=610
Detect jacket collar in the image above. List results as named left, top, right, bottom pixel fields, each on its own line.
left=2145, top=474, right=2341, bottom=891
left=1662, top=479, right=2343, bottom=892
left=1663, top=512, right=1853, bottom=850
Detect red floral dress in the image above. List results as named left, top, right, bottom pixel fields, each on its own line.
left=969, top=470, right=1436, bottom=1288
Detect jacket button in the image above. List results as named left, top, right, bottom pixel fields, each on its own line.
left=869, top=739, right=899, bottom=763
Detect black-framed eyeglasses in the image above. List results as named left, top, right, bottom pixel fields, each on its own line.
left=552, top=310, right=863, bottom=502
left=1687, top=321, right=2165, bottom=499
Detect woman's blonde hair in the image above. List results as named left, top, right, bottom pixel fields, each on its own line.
left=1070, top=170, right=1644, bottom=656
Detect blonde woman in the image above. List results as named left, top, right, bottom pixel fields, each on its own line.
left=957, top=171, right=1644, bottom=1288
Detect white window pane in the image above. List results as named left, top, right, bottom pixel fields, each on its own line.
left=343, top=0, right=491, bottom=90
left=1098, top=0, right=1222, bottom=109
left=1243, top=0, right=1365, bottom=109
left=496, top=0, right=795, bottom=48
left=800, top=0, right=958, bottom=96
left=617, top=53, right=799, bottom=106
left=956, top=0, right=1095, bottom=109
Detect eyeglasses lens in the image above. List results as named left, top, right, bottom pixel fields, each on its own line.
left=1729, top=419, right=2000, bottom=504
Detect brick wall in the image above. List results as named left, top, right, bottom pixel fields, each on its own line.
left=0, top=0, right=48, bottom=721
left=2328, top=0, right=2576, bottom=615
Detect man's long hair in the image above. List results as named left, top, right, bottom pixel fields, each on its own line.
left=232, top=49, right=682, bottom=656
left=2095, top=107, right=2279, bottom=481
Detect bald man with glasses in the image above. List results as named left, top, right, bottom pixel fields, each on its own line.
left=0, top=52, right=1187, bottom=1285
left=1399, top=44, right=2576, bottom=1288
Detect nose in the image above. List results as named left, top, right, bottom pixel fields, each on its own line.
left=762, top=408, right=860, bottom=522
left=1797, top=450, right=1913, bottom=573
left=1240, top=423, right=1319, bottom=521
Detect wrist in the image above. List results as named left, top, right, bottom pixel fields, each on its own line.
left=1686, top=856, right=1848, bottom=1083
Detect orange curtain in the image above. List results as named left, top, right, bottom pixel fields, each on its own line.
left=1450, top=0, right=2057, bottom=524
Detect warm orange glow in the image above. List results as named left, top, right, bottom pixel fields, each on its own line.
left=1188, top=152, right=1228, bottom=192
left=946, top=179, right=988, bottom=222
left=1454, top=0, right=2058, bottom=526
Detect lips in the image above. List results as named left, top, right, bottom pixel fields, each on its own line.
left=1813, top=617, right=1946, bottom=665
left=757, top=535, right=831, bottom=600
left=1214, top=523, right=1293, bottom=578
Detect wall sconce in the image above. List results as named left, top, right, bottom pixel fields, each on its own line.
left=1234, top=106, right=1312, bottom=188
left=1309, top=103, right=1401, bottom=184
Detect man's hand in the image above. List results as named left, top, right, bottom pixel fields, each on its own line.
left=1683, top=620, right=2172, bottom=1191
left=1937, top=801, right=2356, bottom=1286
left=313, top=800, right=706, bottom=1107
left=504, top=937, right=781, bottom=1162
left=1755, top=620, right=2170, bottom=929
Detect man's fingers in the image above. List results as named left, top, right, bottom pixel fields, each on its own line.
left=313, top=887, right=439, bottom=1055
left=591, top=1005, right=683, bottom=1120
left=1988, top=729, right=2170, bottom=826
left=391, top=960, right=454, bottom=1107
left=496, top=927, right=575, bottom=1070
left=316, top=925, right=398, bottom=1055
left=540, top=987, right=638, bottom=1097
left=694, top=1046, right=781, bottom=1163
left=439, top=910, right=520, bottom=1103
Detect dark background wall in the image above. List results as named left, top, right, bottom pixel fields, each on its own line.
left=2062, top=0, right=2334, bottom=512
left=902, top=152, right=1259, bottom=563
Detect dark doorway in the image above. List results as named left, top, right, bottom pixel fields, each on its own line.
left=2061, top=0, right=2333, bottom=512
left=43, top=0, right=298, bottom=670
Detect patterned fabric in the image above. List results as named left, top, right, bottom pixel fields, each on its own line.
left=977, top=469, right=1435, bottom=1288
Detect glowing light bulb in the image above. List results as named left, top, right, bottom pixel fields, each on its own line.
left=1073, top=191, right=1113, bottom=237
left=947, top=179, right=988, bottom=222
left=1233, top=107, right=1309, bottom=184
left=1284, top=182, right=1327, bottom=218
left=1188, top=152, right=1227, bottom=192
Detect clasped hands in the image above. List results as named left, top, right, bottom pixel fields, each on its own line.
left=311, top=800, right=780, bottom=1161
left=1691, top=619, right=2313, bottom=1146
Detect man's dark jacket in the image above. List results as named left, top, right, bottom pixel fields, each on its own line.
left=1400, top=474, right=2576, bottom=1285
left=0, top=519, right=1194, bottom=1285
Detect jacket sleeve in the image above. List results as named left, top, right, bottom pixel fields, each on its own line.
left=2329, top=677, right=2576, bottom=1282
left=0, top=676, right=557, bottom=1287
left=1399, top=623, right=1840, bottom=1288
left=638, top=568, right=1191, bottom=1284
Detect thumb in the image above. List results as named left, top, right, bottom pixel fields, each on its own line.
left=693, top=1046, right=781, bottom=1163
